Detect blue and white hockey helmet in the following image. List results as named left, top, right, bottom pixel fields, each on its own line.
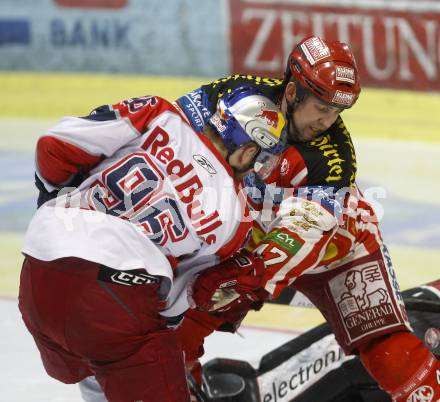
left=209, top=86, right=287, bottom=179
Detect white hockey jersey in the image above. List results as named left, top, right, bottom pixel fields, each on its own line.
left=23, top=96, right=252, bottom=306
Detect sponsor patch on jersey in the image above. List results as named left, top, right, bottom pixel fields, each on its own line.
left=296, top=186, right=343, bottom=218
left=301, top=37, right=331, bottom=66
left=307, top=130, right=356, bottom=187
left=193, top=154, right=217, bottom=175
left=332, top=90, right=355, bottom=107
left=335, top=66, right=356, bottom=84
left=264, top=230, right=303, bottom=256
left=328, top=261, right=402, bottom=343
left=175, top=88, right=211, bottom=131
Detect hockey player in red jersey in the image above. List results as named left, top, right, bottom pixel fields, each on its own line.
left=175, top=36, right=439, bottom=401
left=190, top=186, right=440, bottom=402
left=18, top=87, right=287, bottom=402
left=175, top=35, right=361, bottom=191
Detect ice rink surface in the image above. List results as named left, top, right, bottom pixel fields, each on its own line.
left=0, top=296, right=297, bottom=402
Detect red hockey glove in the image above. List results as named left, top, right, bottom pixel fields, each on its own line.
left=189, top=249, right=268, bottom=312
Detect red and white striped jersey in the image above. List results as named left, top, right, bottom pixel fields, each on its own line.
left=23, top=96, right=252, bottom=299
left=254, top=185, right=383, bottom=298
left=266, top=146, right=308, bottom=188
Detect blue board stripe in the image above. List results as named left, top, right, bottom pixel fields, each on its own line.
left=0, top=20, right=30, bottom=45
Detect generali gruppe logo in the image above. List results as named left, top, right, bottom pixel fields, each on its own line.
left=54, top=0, right=127, bottom=8
left=329, top=262, right=401, bottom=342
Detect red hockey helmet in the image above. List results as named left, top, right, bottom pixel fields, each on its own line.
left=287, top=36, right=361, bottom=109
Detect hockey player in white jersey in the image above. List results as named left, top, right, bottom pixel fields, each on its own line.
left=18, top=86, right=286, bottom=402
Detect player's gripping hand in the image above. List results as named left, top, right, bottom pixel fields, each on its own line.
left=189, top=249, right=268, bottom=312
left=35, top=174, right=59, bottom=208
left=35, top=172, right=88, bottom=208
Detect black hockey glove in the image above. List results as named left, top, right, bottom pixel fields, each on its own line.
left=35, top=172, right=87, bottom=208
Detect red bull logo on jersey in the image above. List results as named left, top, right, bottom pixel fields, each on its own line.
left=141, top=126, right=223, bottom=245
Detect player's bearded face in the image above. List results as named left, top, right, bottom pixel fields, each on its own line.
left=289, top=96, right=341, bottom=142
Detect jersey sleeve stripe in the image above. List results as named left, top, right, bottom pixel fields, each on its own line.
left=289, top=166, right=308, bottom=187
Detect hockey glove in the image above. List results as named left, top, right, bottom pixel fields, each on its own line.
left=189, top=249, right=268, bottom=313
left=35, top=172, right=88, bottom=208
left=35, top=174, right=59, bottom=208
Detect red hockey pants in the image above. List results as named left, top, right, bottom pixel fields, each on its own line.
left=18, top=256, right=190, bottom=402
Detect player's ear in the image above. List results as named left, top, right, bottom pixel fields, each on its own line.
left=240, top=143, right=259, bottom=164
left=228, top=143, right=258, bottom=173
left=285, top=81, right=297, bottom=103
